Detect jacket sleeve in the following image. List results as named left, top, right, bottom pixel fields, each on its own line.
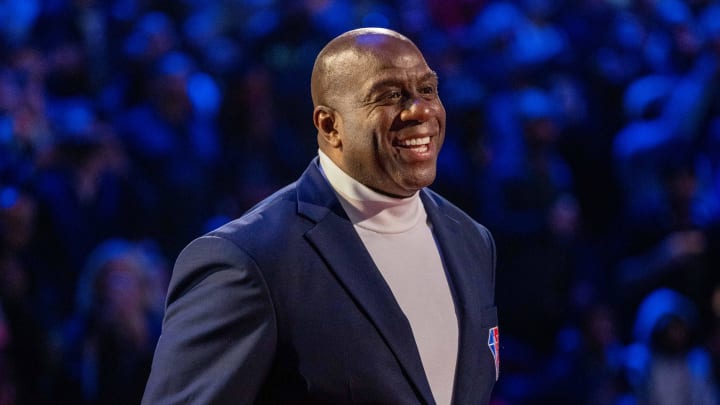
left=142, top=235, right=277, bottom=404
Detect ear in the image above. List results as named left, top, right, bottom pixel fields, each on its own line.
left=314, top=106, right=342, bottom=148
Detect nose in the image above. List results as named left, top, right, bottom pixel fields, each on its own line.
left=400, top=97, right=432, bottom=123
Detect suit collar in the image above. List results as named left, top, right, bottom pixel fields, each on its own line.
left=297, top=159, right=435, bottom=404
left=296, top=158, right=345, bottom=222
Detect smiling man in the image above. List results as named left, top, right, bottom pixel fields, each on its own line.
left=142, top=28, right=498, bottom=405
left=311, top=29, right=444, bottom=198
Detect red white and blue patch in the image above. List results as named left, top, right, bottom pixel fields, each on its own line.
left=488, top=326, right=500, bottom=381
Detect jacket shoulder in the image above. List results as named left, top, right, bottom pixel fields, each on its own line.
left=422, top=188, right=492, bottom=234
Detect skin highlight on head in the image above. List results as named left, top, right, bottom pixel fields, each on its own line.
left=311, top=27, right=446, bottom=198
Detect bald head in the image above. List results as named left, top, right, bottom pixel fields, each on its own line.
left=310, top=28, right=422, bottom=109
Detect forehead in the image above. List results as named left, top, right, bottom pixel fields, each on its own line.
left=346, top=38, right=435, bottom=90
left=354, top=35, right=428, bottom=70
left=317, top=33, right=436, bottom=106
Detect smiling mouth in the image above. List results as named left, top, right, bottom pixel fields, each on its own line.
left=396, top=136, right=431, bottom=153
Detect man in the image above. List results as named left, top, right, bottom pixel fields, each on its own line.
left=142, top=27, right=498, bottom=405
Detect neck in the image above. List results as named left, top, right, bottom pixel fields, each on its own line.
left=318, top=150, right=424, bottom=233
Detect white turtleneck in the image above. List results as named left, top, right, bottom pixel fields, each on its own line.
left=318, top=150, right=459, bottom=405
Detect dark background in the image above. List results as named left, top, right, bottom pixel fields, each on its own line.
left=2, top=0, right=720, bottom=403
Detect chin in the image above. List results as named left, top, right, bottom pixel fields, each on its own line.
left=403, top=175, right=436, bottom=191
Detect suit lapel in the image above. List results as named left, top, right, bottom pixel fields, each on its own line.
left=297, top=160, right=435, bottom=405
left=421, top=191, right=483, bottom=404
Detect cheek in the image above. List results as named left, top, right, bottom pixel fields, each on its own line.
left=373, top=133, right=400, bottom=169
left=341, top=114, right=396, bottom=168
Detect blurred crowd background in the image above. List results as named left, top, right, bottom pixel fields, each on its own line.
left=2, top=0, right=720, bottom=403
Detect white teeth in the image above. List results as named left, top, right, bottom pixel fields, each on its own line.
left=399, top=136, right=430, bottom=146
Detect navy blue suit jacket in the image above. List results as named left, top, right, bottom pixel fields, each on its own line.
left=142, top=158, right=498, bottom=404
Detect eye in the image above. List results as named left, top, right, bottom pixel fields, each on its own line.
left=420, top=85, right=437, bottom=95
left=387, top=91, right=402, bottom=100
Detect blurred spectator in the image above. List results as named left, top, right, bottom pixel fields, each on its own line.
left=55, top=238, right=166, bottom=405
left=114, top=50, right=221, bottom=254
left=496, top=303, right=633, bottom=404
left=615, top=155, right=720, bottom=335
left=625, top=288, right=718, bottom=404
left=0, top=186, right=53, bottom=404
left=612, top=42, right=720, bottom=329
left=32, top=99, right=146, bottom=327
left=0, top=47, right=53, bottom=186
left=565, top=304, right=633, bottom=405
left=217, top=65, right=289, bottom=211
left=480, top=86, right=579, bottom=352
left=466, top=1, right=526, bottom=89
left=115, top=10, right=181, bottom=109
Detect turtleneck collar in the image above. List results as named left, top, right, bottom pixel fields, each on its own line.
left=318, top=150, right=425, bottom=234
